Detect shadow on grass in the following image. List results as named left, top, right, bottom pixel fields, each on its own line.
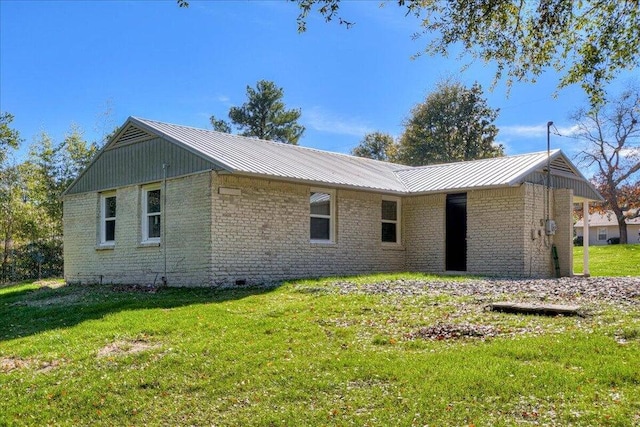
left=0, top=282, right=280, bottom=342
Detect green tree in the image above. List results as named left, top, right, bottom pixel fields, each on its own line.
left=0, top=113, right=22, bottom=282
left=0, top=165, right=23, bottom=282
left=24, top=127, right=98, bottom=237
left=210, top=116, right=232, bottom=133
left=210, top=80, right=305, bottom=145
left=293, top=0, right=640, bottom=105
left=397, top=81, right=502, bottom=166
left=574, top=84, right=640, bottom=243
left=23, top=132, right=64, bottom=236
left=0, top=112, right=21, bottom=166
left=59, top=125, right=99, bottom=187
left=351, top=132, right=398, bottom=162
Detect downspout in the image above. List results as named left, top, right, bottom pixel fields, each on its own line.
left=162, top=163, right=169, bottom=286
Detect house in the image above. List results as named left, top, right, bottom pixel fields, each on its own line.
left=62, top=117, right=602, bottom=286
left=574, top=211, right=640, bottom=245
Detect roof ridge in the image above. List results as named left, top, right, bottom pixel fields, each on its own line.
left=132, top=116, right=408, bottom=169
left=395, top=150, right=559, bottom=172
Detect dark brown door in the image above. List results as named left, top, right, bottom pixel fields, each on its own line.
left=446, top=193, right=467, bottom=271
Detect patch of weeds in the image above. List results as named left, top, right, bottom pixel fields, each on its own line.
left=294, top=286, right=332, bottom=295
left=616, top=327, right=640, bottom=343
left=371, top=335, right=397, bottom=346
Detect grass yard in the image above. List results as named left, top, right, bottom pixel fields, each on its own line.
left=1, top=274, right=639, bottom=426
left=574, top=243, right=640, bottom=276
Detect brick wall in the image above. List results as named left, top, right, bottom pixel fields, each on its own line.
left=467, top=187, right=527, bottom=276
left=553, top=188, right=574, bottom=277
left=521, top=182, right=554, bottom=277
left=403, top=194, right=445, bottom=272
left=210, top=174, right=406, bottom=285
left=63, top=172, right=212, bottom=286
left=64, top=172, right=573, bottom=286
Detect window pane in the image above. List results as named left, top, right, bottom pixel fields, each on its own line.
left=105, top=196, right=116, bottom=218
left=310, top=217, right=330, bottom=240
left=147, top=190, right=161, bottom=213
left=148, top=214, right=161, bottom=238
left=382, top=222, right=397, bottom=243
left=598, top=228, right=606, bottom=240
left=105, top=219, right=115, bottom=241
left=310, top=192, right=330, bottom=215
left=382, top=200, right=397, bottom=221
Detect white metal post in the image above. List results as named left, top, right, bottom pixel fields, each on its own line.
left=583, top=200, right=590, bottom=276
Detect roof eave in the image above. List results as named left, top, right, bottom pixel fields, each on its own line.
left=406, top=182, right=522, bottom=197
left=216, top=170, right=409, bottom=196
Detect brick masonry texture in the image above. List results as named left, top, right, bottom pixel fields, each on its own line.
left=64, top=172, right=212, bottom=286
left=64, top=172, right=573, bottom=286
left=211, top=175, right=405, bottom=285
left=467, top=187, right=527, bottom=276
left=404, top=193, right=445, bottom=272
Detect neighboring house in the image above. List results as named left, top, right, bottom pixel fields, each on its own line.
left=574, top=211, right=640, bottom=245
left=62, top=117, right=602, bottom=286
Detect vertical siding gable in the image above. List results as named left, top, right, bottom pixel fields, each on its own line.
left=65, top=137, right=219, bottom=195
left=111, top=124, right=155, bottom=146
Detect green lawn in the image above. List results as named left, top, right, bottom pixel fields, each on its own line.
left=574, top=243, right=640, bottom=276
left=1, top=275, right=639, bottom=426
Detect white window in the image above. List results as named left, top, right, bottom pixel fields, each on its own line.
left=310, top=189, right=335, bottom=243
left=100, top=192, right=116, bottom=245
left=381, top=197, right=400, bottom=244
left=598, top=227, right=607, bottom=241
left=142, top=185, right=161, bottom=243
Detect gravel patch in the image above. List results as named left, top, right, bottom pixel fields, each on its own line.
left=405, top=323, right=501, bottom=340
left=332, top=277, right=640, bottom=307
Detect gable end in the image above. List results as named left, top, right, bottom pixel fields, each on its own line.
left=108, top=123, right=155, bottom=148
left=549, top=156, right=579, bottom=177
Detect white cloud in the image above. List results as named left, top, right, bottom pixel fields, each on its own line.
left=305, top=107, right=373, bottom=137
left=620, top=147, right=640, bottom=158
left=499, top=123, right=581, bottom=138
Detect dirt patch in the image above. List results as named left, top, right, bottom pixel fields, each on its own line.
left=32, top=280, right=66, bottom=289
left=1, top=356, right=62, bottom=373
left=1, top=356, right=32, bottom=372
left=111, top=284, right=160, bottom=293
left=405, top=323, right=501, bottom=340
left=20, top=292, right=87, bottom=308
left=97, top=339, right=160, bottom=358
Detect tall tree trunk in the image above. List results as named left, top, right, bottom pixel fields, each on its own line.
left=617, top=216, right=628, bottom=244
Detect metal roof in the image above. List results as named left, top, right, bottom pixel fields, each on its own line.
left=394, top=151, right=555, bottom=193
left=131, top=117, right=409, bottom=193
left=64, top=116, right=601, bottom=201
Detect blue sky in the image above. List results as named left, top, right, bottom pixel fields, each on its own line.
left=1, top=0, right=637, bottom=168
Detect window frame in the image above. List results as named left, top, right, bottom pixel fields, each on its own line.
left=381, top=196, right=401, bottom=245
left=99, top=192, right=117, bottom=246
left=597, top=227, right=607, bottom=241
left=309, top=187, right=336, bottom=244
left=142, top=184, right=162, bottom=244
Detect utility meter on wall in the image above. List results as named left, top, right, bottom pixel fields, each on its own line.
left=545, top=219, right=557, bottom=235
